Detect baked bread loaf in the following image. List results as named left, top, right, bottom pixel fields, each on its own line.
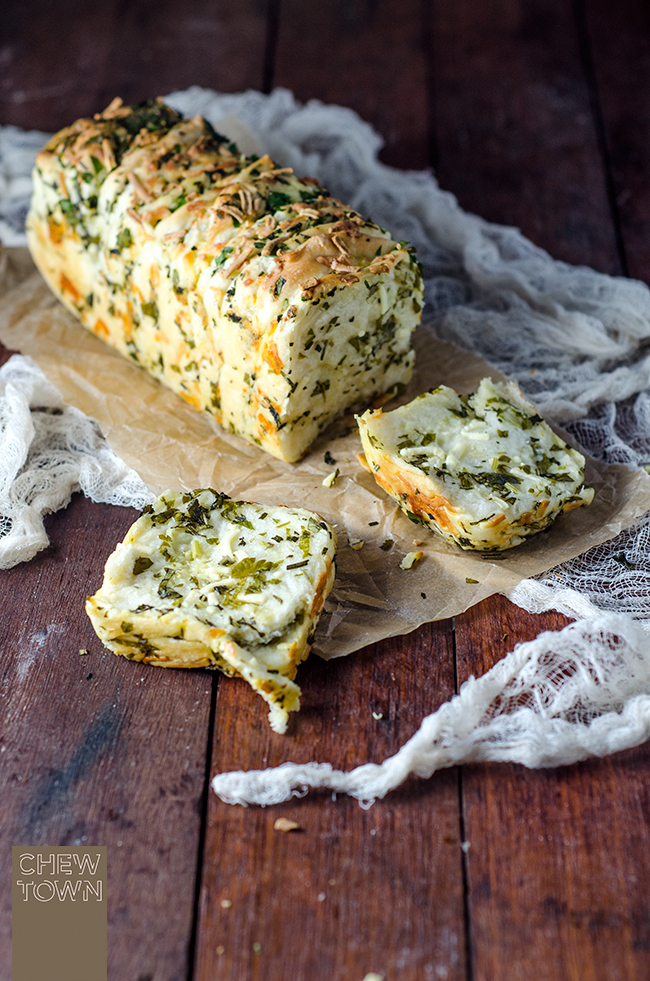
left=86, top=489, right=337, bottom=733
left=357, top=378, right=594, bottom=551
left=26, top=98, right=423, bottom=462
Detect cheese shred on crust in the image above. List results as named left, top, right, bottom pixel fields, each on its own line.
left=357, top=378, right=594, bottom=551
left=86, top=489, right=337, bottom=733
left=27, top=97, right=422, bottom=462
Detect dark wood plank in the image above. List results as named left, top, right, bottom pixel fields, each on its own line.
left=0, top=0, right=271, bottom=131
left=189, top=6, right=470, bottom=978
left=583, top=0, right=650, bottom=283
left=0, top=495, right=215, bottom=981
left=430, top=0, right=650, bottom=977
left=273, top=0, right=431, bottom=169
left=428, top=0, right=623, bottom=273
left=0, top=345, right=14, bottom=369
left=95, top=0, right=272, bottom=114
left=0, top=0, right=119, bottom=131
left=196, top=622, right=465, bottom=981
left=455, top=595, right=650, bottom=981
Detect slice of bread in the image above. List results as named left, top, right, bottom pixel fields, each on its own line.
left=86, top=489, right=337, bottom=733
left=357, top=378, right=594, bottom=551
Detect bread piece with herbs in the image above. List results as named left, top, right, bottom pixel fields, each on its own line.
left=86, top=489, right=337, bottom=733
left=357, top=378, right=594, bottom=551
left=27, top=97, right=422, bottom=462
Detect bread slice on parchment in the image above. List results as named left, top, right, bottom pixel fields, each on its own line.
left=357, top=377, right=594, bottom=551
left=86, top=489, right=337, bottom=733
left=26, top=97, right=422, bottom=462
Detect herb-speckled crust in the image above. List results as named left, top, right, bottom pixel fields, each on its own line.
left=85, top=489, right=337, bottom=733
left=357, top=378, right=594, bottom=551
left=27, top=98, right=423, bottom=462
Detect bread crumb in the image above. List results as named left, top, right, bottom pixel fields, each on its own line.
left=274, top=817, right=300, bottom=832
left=349, top=538, right=365, bottom=550
left=322, top=468, right=339, bottom=487
left=400, top=550, right=423, bottom=569
left=220, top=899, right=232, bottom=908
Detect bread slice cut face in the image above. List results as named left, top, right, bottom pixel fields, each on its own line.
left=357, top=378, right=594, bottom=551
left=86, top=489, right=337, bottom=732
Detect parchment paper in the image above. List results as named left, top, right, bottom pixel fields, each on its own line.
left=2, top=246, right=649, bottom=658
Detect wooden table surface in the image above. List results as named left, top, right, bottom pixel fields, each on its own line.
left=2, top=2, right=650, bottom=979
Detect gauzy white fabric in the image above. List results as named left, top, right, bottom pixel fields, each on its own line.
left=212, top=614, right=650, bottom=807
left=2, top=87, right=650, bottom=803
left=0, top=355, right=152, bottom=568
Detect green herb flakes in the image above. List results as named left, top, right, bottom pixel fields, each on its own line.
left=116, top=228, right=132, bottom=250
left=133, top=556, right=154, bottom=575
left=141, top=300, right=159, bottom=321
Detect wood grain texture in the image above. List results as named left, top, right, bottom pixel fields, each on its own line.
left=0, top=0, right=271, bottom=131
left=274, top=0, right=431, bottom=169
left=455, top=595, right=650, bottom=981
left=428, top=0, right=624, bottom=273
left=430, top=2, right=650, bottom=976
left=0, top=495, right=215, bottom=981
left=583, top=0, right=650, bottom=283
left=196, top=622, right=464, bottom=981
left=0, top=0, right=119, bottom=131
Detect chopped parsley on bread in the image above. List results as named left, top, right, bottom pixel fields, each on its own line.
left=27, top=97, right=422, bottom=462
left=357, top=378, right=594, bottom=551
left=86, top=489, right=337, bottom=733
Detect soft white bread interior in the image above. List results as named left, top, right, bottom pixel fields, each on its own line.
left=357, top=378, right=594, bottom=551
left=86, top=489, right=337, bottom=733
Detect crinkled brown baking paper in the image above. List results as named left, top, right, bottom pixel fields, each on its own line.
left=2, top=246, right=649, bottom=658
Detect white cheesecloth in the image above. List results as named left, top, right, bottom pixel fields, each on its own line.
left=0, top=354, right=153, bottom=569
left=2, top=87, right=650, bottom=804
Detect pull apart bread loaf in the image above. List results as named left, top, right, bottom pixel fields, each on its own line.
left=27, top=98, right=423, bottom=462
left=357, top=378, right=594, bottom=551
left=86, top=489, right=337, bottom=733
